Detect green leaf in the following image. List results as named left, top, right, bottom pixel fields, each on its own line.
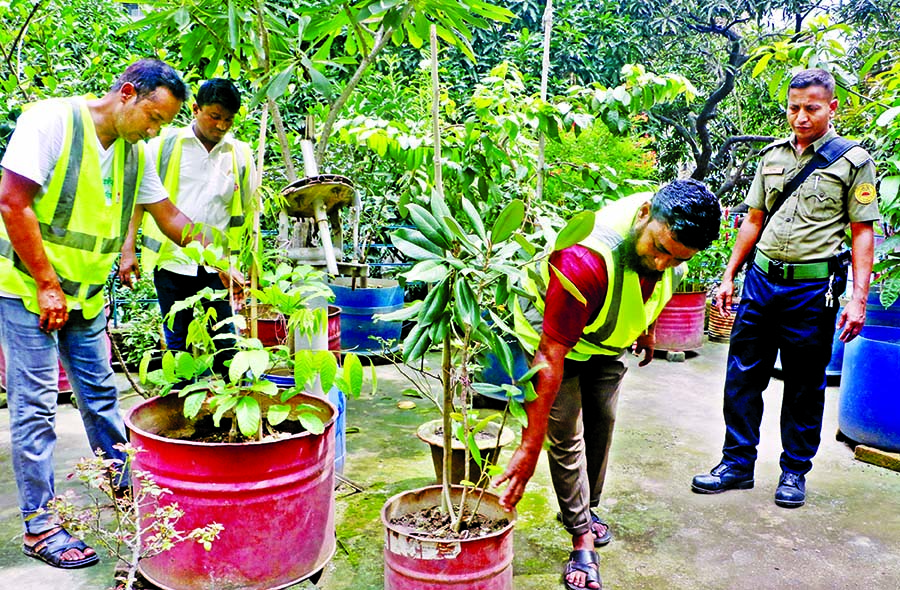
left=406, top=203, right=450, bottom=249
left=294, top=350, right=314, bottom=389
left=876, top=106, right=900, bottom=128
left=390, top=228, right=442, bottom=260
left=267, top=65, right=294, bottom=101
left=751, top=53, right=772, bottom=78
left=343, top=353, right=364, bottom=396
left=182, top=392, right=206, bottom=419
left=316, top=350, right=338, bottom=393
left=491, top=199, right=525, bottom=243
left=162, top=351, right=176, bottom=382
left=299, top=411, right=325, bottom=435
left=227, top=0, right=239, bottom=50
left=176, top=353, right=196, bottom=379
left=235, top=396, right=261, bottom=438
left=461, top=198, right=487, bottom=240
left=405, top=260, right=448, bottom=283
left=508, top=399, right=528, bottom=427
left=555, top=211, right=595, bottom=251
left=267, top=404, right=291, bottom=426
left=549, top=263, right=587, bottom=306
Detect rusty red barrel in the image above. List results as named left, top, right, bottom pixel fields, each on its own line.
left=328, top=304, right=341, bottom=354
left=382, top=485, right=516, bottom=590
left=654, top=290, right=707, bottom=352
left=126, top=393, right=336, bottom=590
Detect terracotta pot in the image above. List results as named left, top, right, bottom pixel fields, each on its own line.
left=382, top=485, right=516, bottom=590
left=416, top=419, right=515, bottom=487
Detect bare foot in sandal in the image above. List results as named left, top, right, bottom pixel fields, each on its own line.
left=23, top=526, right=99, bottom=569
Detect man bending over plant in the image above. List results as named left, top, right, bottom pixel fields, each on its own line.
left=496, top=180, right=721, bottom=590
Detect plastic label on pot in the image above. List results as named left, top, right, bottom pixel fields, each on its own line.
left=386, top=531, right=461, bottom=560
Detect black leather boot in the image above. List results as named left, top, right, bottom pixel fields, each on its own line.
left=691, top=462, right=754, bottom=494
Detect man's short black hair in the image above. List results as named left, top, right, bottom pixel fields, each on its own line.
left=196, top=79, right=241, bottom=113
left=650, top=179, right=721, bottom=251
left=111, top=59, right=188, bottom=103
left=789, top=68, right=835, bottom=99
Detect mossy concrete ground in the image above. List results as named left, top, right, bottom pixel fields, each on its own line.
left=2, top=340, right=900, bottom=589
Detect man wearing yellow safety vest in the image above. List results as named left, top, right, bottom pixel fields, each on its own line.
left=119, top=78, right=254, bottom=373
left=495, top=180, right=721, bottom=590
left=0, top=59, right=238, bottom=570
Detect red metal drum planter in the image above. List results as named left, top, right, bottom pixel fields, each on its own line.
left=382, top=485, right=516, bottom=590
left=654, top=290, right=707, bottom=352
left=125, top=392, right=336, bottom=590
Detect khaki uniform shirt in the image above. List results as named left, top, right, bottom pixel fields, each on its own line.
left=745, top=127, right=879, bottom=262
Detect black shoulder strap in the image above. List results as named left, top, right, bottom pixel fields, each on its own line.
left=765, top=136, right=857, bottom=223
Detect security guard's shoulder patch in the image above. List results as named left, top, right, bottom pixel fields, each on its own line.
left=843, top=146, right=872, bottom=168
left=855, top=182, right=877, bottom=204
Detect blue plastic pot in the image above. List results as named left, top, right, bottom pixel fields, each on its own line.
left=329, top=278, right=404, bottom=354
left=838, top=325, right=900, bottom=452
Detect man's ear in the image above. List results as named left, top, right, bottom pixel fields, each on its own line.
left=637, top=201, right=651, bottom=221
left=119, top=82, right=137, bottom=102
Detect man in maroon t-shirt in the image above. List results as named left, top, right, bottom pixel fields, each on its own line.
left=496, top=180, right=721, bottom=590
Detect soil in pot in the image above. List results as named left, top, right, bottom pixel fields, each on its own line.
left=390, top=504, right=509, bottom=540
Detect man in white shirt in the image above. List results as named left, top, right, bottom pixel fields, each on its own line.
left=0, top=59, right=217, bottom=569
left=119, top=79, right=254, bottom=373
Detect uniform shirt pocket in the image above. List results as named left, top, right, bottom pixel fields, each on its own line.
left=763, top=169, right=784, bottom=201
left=799, top=173, right=844, bottom=222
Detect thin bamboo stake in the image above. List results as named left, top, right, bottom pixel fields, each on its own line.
left=430, top=24, right=455, bottom=524
left=534, top=0, right=554, bottom=204
left=250, top=103, right=270, bottom=340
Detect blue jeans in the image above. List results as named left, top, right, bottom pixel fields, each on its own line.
left=0, top=297, right=127, bottom=534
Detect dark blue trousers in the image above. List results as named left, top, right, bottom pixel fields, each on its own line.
left=722, top=264, right=845, bottom=475
left=154, top=267, right=236, bottom=374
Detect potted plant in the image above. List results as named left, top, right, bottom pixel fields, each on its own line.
left=127, top=249, right=366, bottom=590
left=379, top=187, right=537, bottom=589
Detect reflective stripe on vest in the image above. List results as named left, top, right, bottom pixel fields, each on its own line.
left=0, top=97, right=142, bottom=318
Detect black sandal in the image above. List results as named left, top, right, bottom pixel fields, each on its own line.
left=562, top=548, right=601, bottom=590
left=22, top=527, right=100, bottom=569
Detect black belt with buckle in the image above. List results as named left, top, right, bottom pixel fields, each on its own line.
left=754, top=251, right=843, bottom=281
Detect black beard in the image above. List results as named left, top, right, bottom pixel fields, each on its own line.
left=619, top=228, right=663, bottom=281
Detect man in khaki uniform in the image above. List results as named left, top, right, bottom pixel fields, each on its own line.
left=692, top=68, right=879, bottom=508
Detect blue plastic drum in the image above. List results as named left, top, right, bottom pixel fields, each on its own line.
left=838, top=325, right=900, bottom=452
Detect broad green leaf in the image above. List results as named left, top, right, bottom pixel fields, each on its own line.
left=267, top=65, right=294, bottom=101
left=375, top=301, right=422, bottom=322
left=299, top=412, right=325, bottom=435
left=549, top=263, right=587, bottom=305
left=876, top=106, right=900, bottom=128
left=294, top=350, right=314, bottom=389
left=162, top=351, right=176, bottom=382
left=751, top=53, right=772, bottom=78
left=508, top=399, right=528, bottom=427
left=406, top=203, right=450, bottom=249
left=555, top=211, right=595, bottom=251
left=405, top=260, right=448, bottom=283
left=176, top=353, right=196, bottom=379
left=182, top=392, right=206, bottom=419
left=343, top=353, right=364, bottom=396
left=267, top=404, right=291, bottom=426
left=212, top=396, right=239, bottom=426
left=316, top=350, right=338, bottom=393
left=391, top=228, right=442, bottom=260
left=235, top=396, right=261, bottom=438
left=491, top=199, right=525, bottom=243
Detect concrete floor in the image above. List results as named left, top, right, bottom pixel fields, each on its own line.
left=1, top=339, right=899, bottom=589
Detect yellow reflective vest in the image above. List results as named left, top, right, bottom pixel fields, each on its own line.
left=514, top=193, right=684, bottom=361
left=0, top=97, right=145, bottom=319
left=139, top=127, right=252, bottom=275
